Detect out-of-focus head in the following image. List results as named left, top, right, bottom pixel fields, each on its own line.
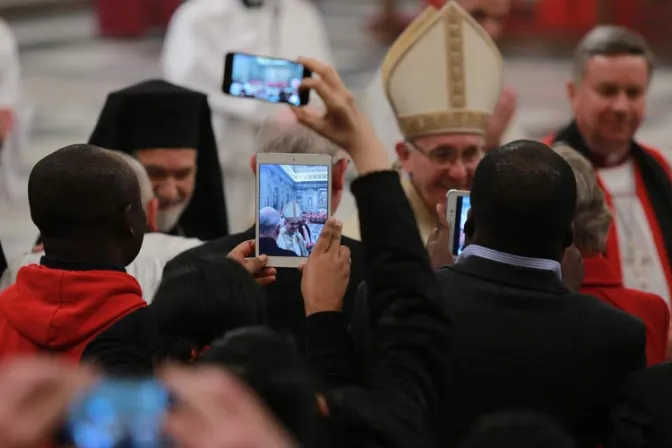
left=151, top=253, right=267, bottom=357
left=250, top=107, right=348, bottom=213
left=458, top=0, right=511, bottom=40
left=259, top=207, right=282, bottom=240
left=568, top=26, right=653, bottom=159
left=112, top=151, right=159, bottom=232
left=384, top=2, right=502, bottom=210
left=469, top=140, right=577, bottom=260
left=199, top=327, right=319, bottom=446
left=553, top=144, right=611, bottom=256
left=460, top=413, right=575, bottom=448
left=28, top=144, right=146, bottom=266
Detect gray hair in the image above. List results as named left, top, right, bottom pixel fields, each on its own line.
left=259, top=207, right=282, bottom=236
left=573, top=25, right=654, bottom=83
left=108, top=150, right=155, bottom=209
left=257, top=118, right=345, bottom=160
left=553, top=144, right=612, bottom=255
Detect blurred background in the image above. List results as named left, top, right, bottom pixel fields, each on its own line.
left=2, top=0, right=672, bottom=259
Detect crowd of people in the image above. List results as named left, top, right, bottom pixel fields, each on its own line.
left=0, top=0, right=671, bottom=446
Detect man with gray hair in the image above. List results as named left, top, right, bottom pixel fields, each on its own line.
left=0, top=150, right=203, bottom=301
left=554, top=144, right=669, bottom=366
left=545, top=25, right=672, bottom=308
left=166, top=108, right=365, bottom=351
left=258, top=206, right=296, bottom=257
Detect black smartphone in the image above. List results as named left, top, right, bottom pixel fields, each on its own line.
left=59, top=378, right=171, bottom=447
left=222, top=52, right=312, bottom=106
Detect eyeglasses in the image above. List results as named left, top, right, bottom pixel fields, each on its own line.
left=405, top=140, right=484, bottom=166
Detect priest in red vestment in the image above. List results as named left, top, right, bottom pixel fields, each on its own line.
left=554, top=144, right=669, bottom=365
left=544, top=26, right=672, bottom=308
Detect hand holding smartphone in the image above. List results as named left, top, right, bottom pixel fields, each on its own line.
left=223, top=52, right=312, bottom=106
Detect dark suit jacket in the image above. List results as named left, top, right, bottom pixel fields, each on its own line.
left=609, top=362, right=672, bottom=448
left=435, top=255, right=646, bottom=447
left=168, top=226, right=364, bottom=352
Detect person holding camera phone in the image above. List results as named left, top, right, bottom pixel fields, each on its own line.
left=162, top=0, right=334, bottom=234
left=343, top=1, right=504, bottom=244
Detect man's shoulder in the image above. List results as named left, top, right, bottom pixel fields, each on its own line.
left=171, top=230, right=253, bottom=263
left=638, top=142, right=672, bottom=169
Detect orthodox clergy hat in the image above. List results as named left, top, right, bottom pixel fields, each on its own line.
left=282, top=201, right=303, bottom=219
left=382, top=1, right=503, bottom=138
left=88, top=79, right=229, bottom=241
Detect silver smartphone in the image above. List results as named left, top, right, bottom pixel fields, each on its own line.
left=446, top=189, right=471, bottom=256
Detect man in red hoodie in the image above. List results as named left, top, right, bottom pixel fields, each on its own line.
left=0, top=144, right=147, bottom=362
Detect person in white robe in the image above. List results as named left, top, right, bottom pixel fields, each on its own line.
left=342, top=1, right=504, bottom=243
left=277, top=200, right=309, bottom=256
left=0, top=18, right=33, bottom=202
left=0, top=152, right=202, bottom=301
left=360, top=0, right=523, bottom=164
left=161, top=0, right=334, bottom=233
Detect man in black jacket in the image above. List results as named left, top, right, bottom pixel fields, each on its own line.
left=434, top=139, right=645, bottom=447
left=169, top=108, right=364, bottom=352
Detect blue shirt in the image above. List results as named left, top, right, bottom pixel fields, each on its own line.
left=458, top=244, right=562, bottom=280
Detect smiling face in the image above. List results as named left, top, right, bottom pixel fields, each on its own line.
left=134, top=148, right=197, bottom=231
left=569, top=54, right=649, bottom=157
left=396, top=132, right=485, bottom=211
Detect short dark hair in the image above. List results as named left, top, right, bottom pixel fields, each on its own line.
left=470, top=140, right=577, bottom=259
left=460, top=413, right=575, bottom=448
left=151, top=253, right=267, bottom=350
left=28, top=144, right=141, bottom=238
left=573, top=25, right=654, bottom=83
left=199, top=326, right=319, bottom=446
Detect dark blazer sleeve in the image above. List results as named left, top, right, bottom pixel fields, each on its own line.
left=609, top=363, right=672, bottom=448
left=322, top=171, right=451, bottom=448
left=81, top=307, right=158, bottom=376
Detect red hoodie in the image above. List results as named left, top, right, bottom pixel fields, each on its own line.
left=0, top=264, right=146, bottom=362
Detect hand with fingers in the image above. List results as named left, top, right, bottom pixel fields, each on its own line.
left=0, top=357, right=97, bottom=448
left=227, top=240, right=277, bottom=287
left=161, top=365, right=296, bottom=448
left=426, top=202, right=456, bottom=270
left=290, top=57, right=389, bottom=176
left=300, top=218, right=351, bottom=316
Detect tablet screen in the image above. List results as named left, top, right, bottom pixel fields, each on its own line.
left=453, top=195, right=471, bottom=255
left=258, top=163, right=329, bottom=257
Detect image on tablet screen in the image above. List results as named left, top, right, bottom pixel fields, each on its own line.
left=258, top=164, right=329, bottom=257
left=455, top=195, right=471, bottom=255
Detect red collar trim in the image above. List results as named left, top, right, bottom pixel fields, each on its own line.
left=582, top=255, right=622, bottom=287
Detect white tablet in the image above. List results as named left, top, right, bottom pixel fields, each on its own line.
left=255, top=152, right=333, bottom=268
left=446, top=189, right=471, bottom=256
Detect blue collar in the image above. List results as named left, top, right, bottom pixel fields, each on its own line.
left=457, top=245, right=562, bottom=280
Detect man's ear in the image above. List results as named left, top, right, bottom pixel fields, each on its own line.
left=563, top=223, right=575, bottom=249
left=250, top=154, right=257, bottom=175
left=395, top=141, right=410, bottom=162
left=146, top=197, right=159, bottom=232
left=567, top=80, right=576, bottom=103
left=332, top=158, right=348, bottom=192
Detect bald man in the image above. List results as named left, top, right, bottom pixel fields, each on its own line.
left=165, top=111, right=365, bottom=352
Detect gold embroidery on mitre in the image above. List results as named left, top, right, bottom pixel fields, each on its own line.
left=397, top=111, right=490, bottom=136
left=445, top=6, right=466, bottom=109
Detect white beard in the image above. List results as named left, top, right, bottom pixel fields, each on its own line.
left=157, top=203, right=188, bottom=232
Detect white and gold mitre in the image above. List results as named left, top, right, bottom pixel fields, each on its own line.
left=382, top=1, right=503, bottom=138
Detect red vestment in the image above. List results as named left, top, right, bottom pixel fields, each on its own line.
left=581, top=255, right=669, bottom=365
left=542, top=135, right=672, bottom=301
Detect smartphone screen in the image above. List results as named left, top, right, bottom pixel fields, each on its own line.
left=223, top=53, right=311, bottom=106
left=64, top=379, right=170, bottom=448
left=258, top=163, right=330, bottom=258
left=453, top=195, right=471, bottom=256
